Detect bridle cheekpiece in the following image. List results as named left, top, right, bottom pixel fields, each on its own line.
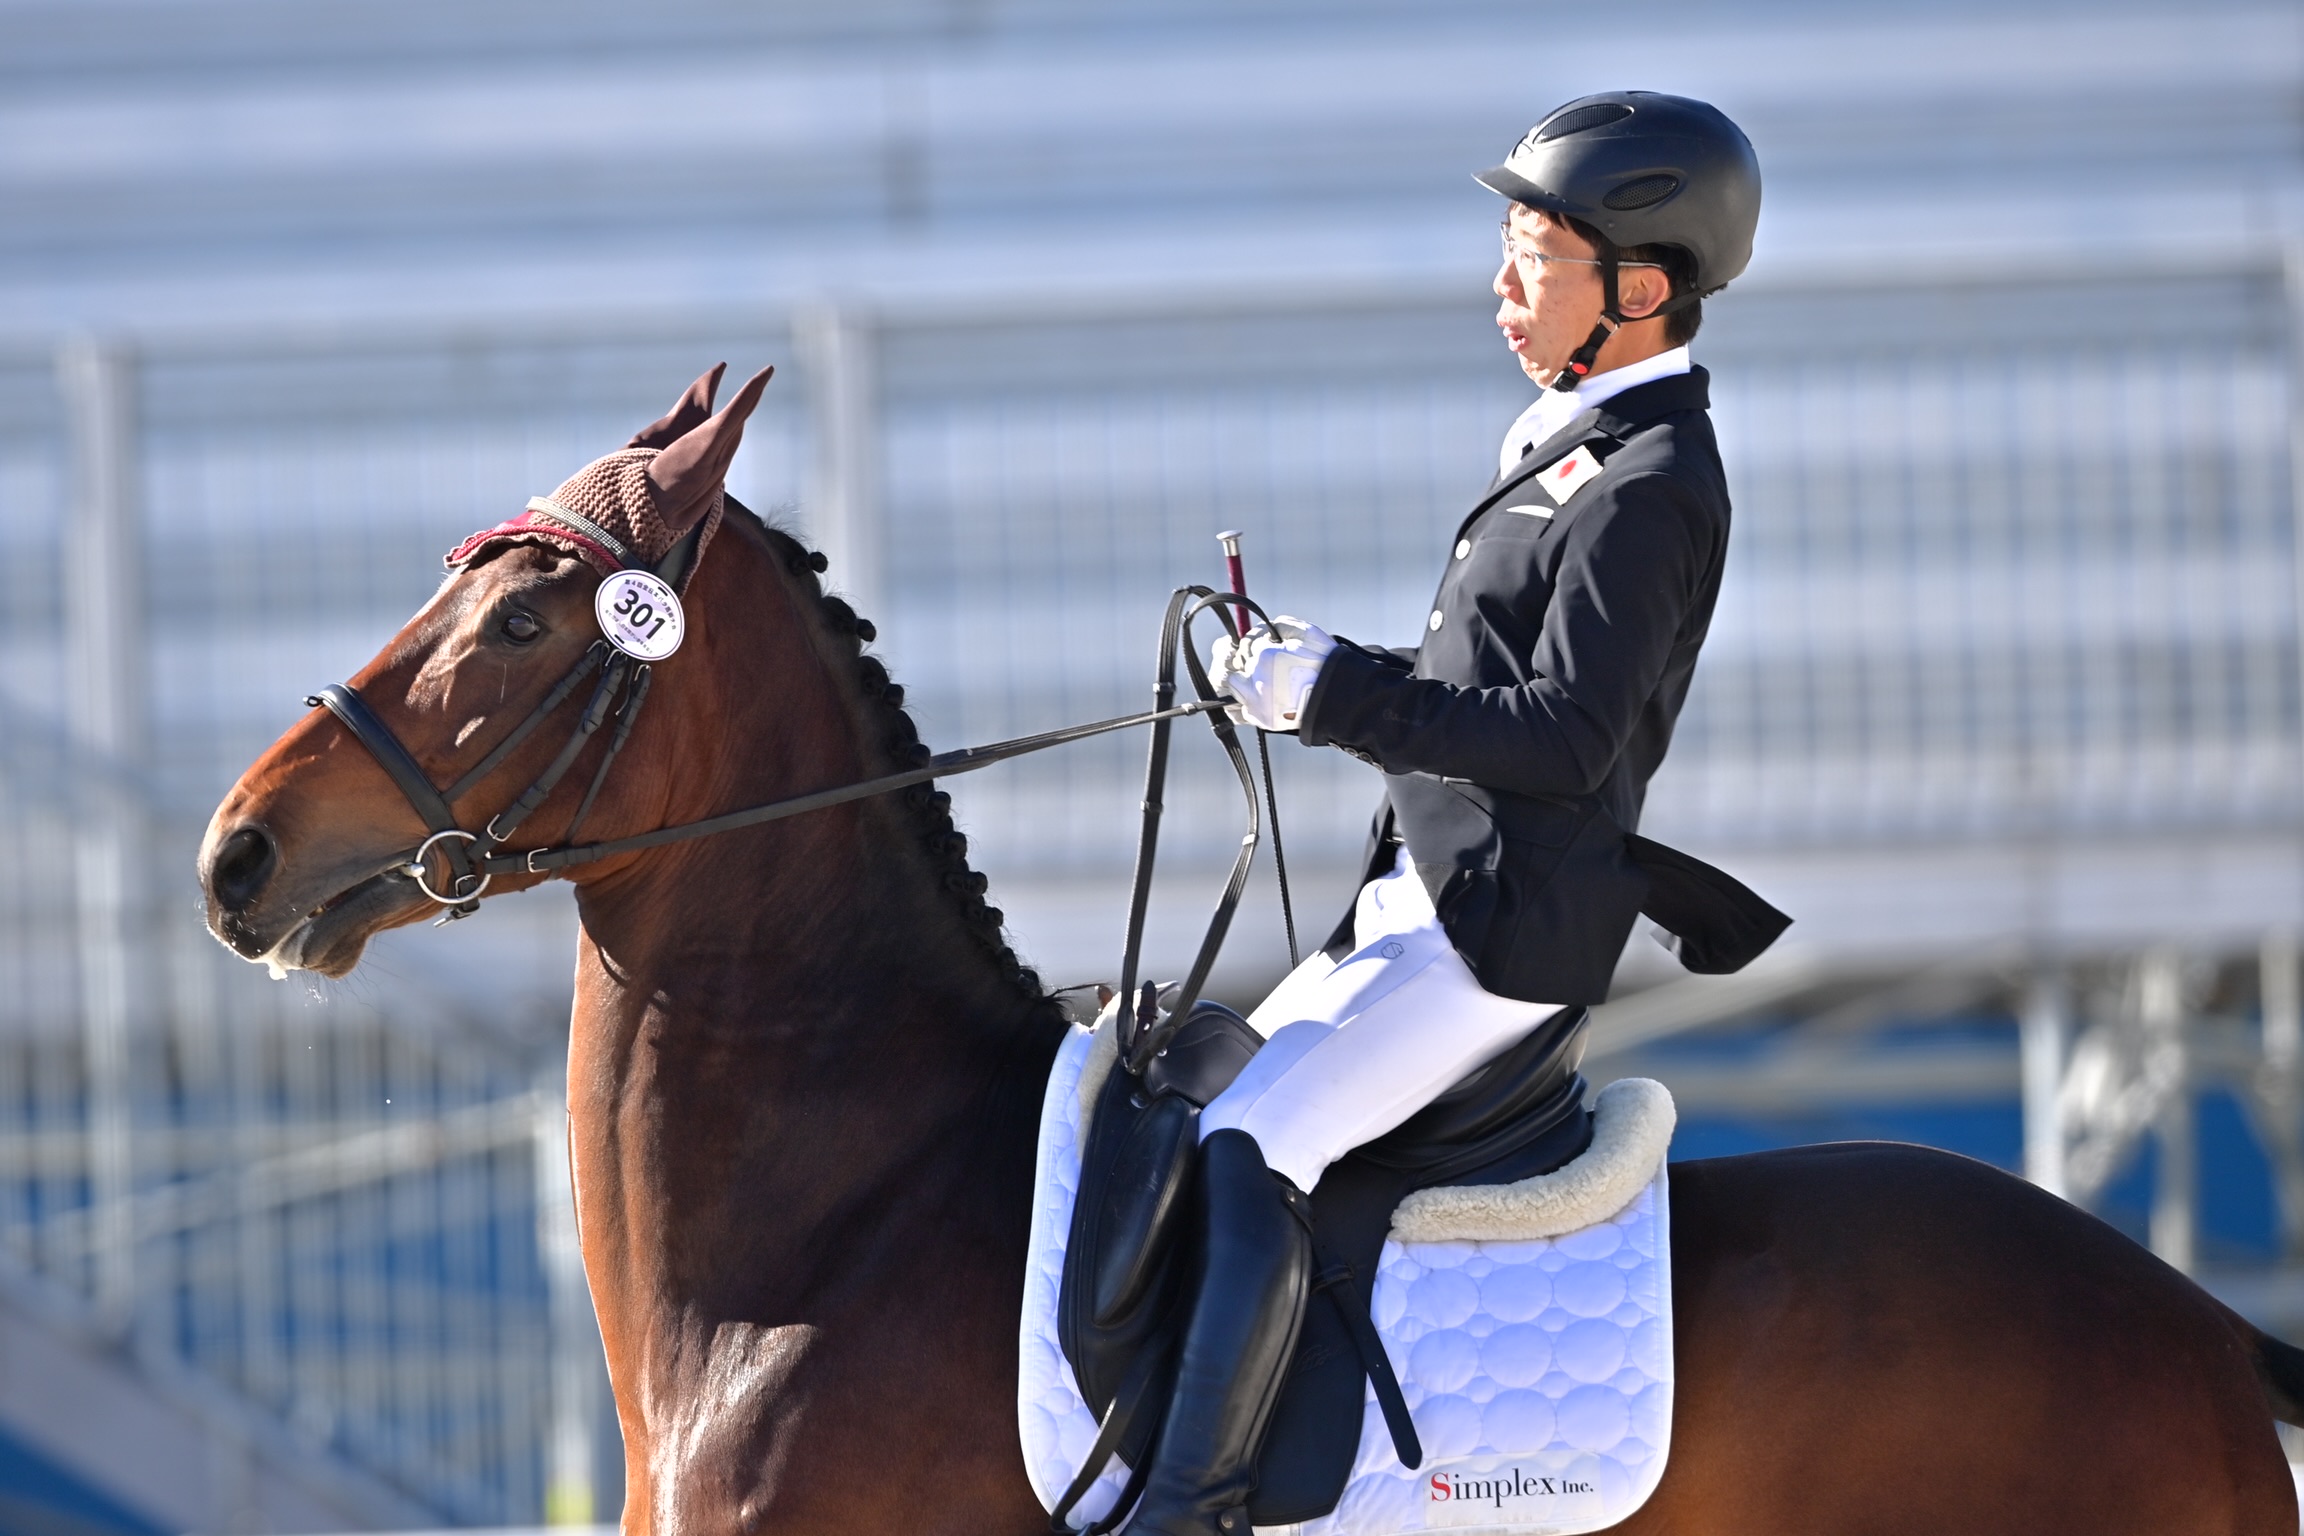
left=308, top=498, right=705, bottom=921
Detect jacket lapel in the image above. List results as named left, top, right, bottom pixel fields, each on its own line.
left=1459, top=368, right=1714, bottom=535
left=1472, top=418, right=1605, bottom=518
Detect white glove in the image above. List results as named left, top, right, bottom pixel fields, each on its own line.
left=1207, top=617, right=1335, bottom=733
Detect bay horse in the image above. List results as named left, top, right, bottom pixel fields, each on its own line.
left=200, top=368, right=2304, bottom=1535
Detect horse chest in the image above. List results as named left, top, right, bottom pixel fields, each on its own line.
left=642, top=1321, right=819, bottom=1532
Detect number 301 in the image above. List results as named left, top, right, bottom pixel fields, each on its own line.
left=613, top=584, right=669, bottom=641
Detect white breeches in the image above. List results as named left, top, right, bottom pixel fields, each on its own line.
left=1199, top=853, right=1564, bottom=1192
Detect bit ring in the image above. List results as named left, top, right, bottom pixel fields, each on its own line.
left=405, top=829, right=491, bottom=905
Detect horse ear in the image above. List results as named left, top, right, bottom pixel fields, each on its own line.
left=626, top=363, right=726, bottom=450
left=645, top=366, right=773, bottom=531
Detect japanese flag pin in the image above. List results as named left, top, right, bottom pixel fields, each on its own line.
left=595, top=569, right=686, bottom=660
left=1544, top=444, right=1604, bottom=503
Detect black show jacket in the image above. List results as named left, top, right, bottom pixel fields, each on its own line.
left=1299, top=367, right=1787, bottom=1005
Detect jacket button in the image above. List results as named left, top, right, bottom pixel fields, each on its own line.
left=1454, top=539, right=1470, bottom=560
left=1428, top=609, right=1444, bottom=632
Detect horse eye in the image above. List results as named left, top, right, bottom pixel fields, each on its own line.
left=500, top=611, right=543, bottom=644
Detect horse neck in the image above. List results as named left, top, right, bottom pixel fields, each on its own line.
left=560, top=523, right=1059, bottom=1302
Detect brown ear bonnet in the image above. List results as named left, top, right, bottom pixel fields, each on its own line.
left=445, top=364, right=773, bottom=580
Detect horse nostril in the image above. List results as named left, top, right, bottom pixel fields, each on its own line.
left=208, top=825, right=278, bottom=910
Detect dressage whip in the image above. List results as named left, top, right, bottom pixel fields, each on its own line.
left=1217, top=531, right=1299, bottom=969
left=1218, top=530, right=1251, bottom=635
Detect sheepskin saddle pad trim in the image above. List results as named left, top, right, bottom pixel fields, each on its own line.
left=1020, top=1024, right=1678, bottom=1536
left=1391, top=1078, right=1674, bottom=1244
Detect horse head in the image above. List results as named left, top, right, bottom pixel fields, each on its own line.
left=203, top=361, right=949, bottom=977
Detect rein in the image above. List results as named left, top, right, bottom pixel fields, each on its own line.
left=308, top=523, right=1284, bottom=1013
left=1113, top=586, right=1272, bottom=1074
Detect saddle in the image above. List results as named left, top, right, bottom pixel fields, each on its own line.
left=1055, top=998, right=1594, bottom=1529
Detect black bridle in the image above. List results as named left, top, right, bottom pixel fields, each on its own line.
left=307, top=514, right=1289, bottom=1018
left=308, top=507, right=699, bottom=919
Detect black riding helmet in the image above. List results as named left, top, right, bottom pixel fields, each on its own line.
left=1478, top=91, right=1761, bottom=389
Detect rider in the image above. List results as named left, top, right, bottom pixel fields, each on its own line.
left=1129, top=92, right=1770, bottom=1536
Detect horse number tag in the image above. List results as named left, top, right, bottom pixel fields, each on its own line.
left=596, top=570, right=685, bottom=660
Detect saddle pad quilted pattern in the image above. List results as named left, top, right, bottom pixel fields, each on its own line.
left=1278, top=1186, right=1672, bottom=1536
left=1019, top=1024, right=1675, bottom=1536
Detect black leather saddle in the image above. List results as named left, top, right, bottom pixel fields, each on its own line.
left=1054, top=998, right=1593, bottom=1530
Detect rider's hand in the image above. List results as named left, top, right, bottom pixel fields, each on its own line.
left=1207, top=617, right=1335, bottom=733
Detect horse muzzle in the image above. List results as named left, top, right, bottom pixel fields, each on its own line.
left=199, top=817, right=428, bottom=977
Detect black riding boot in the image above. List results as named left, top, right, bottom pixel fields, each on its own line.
left=1131, top=1128, right=1311, bottom=1536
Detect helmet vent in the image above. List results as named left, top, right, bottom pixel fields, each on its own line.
left=1535, top=102, right=1633, bottom=141
left=1602, top=175, right=1681, bottom=211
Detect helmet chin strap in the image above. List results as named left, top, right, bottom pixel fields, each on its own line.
left=1550, top=251, right=1623, bottom=393
left=1548, top=260, right=1709, bottom=394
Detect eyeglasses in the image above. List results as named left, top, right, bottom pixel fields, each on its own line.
left=1499, top=223, right=1662, bottom=274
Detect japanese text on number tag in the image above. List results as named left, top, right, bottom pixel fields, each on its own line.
left=595, top=570, right=685, bottom=661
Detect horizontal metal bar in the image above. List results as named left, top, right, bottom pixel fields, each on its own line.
left=18, top=1091, right=543, bottom=1257
left=0, top=250, right=2283, bottom=366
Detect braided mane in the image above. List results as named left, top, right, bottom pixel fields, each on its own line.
left=729, top=502, right=1065, bottom=1023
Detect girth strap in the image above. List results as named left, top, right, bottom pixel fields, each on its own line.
left=1282, top=1179, right=1421, bottom=1472
left=1310, top=1252, right=1423, bottom=1471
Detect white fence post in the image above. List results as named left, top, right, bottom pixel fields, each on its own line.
left=795, top=303, right=883, bottom=625
left=2020, top=963, right=2070, bottom=1198
left=2142, top=948, right=2195, bottom=1273
left=2288, top=241, right=2304, bottom=837
left=536, top=1074, right=604, bottom=1526
left=2257, top=933, right=2304, bottom=1258
left=57, top=337, right=148, bottom=1338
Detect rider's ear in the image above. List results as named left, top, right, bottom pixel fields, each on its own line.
left=1617, top=266, right=1672, bottom=323
left=627, top=363, right=726, bottom=450
left=646, top=365, right=773, bottom=532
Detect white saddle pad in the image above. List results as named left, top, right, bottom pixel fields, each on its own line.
left=1018, top=1022, right=1677, bottom=1536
